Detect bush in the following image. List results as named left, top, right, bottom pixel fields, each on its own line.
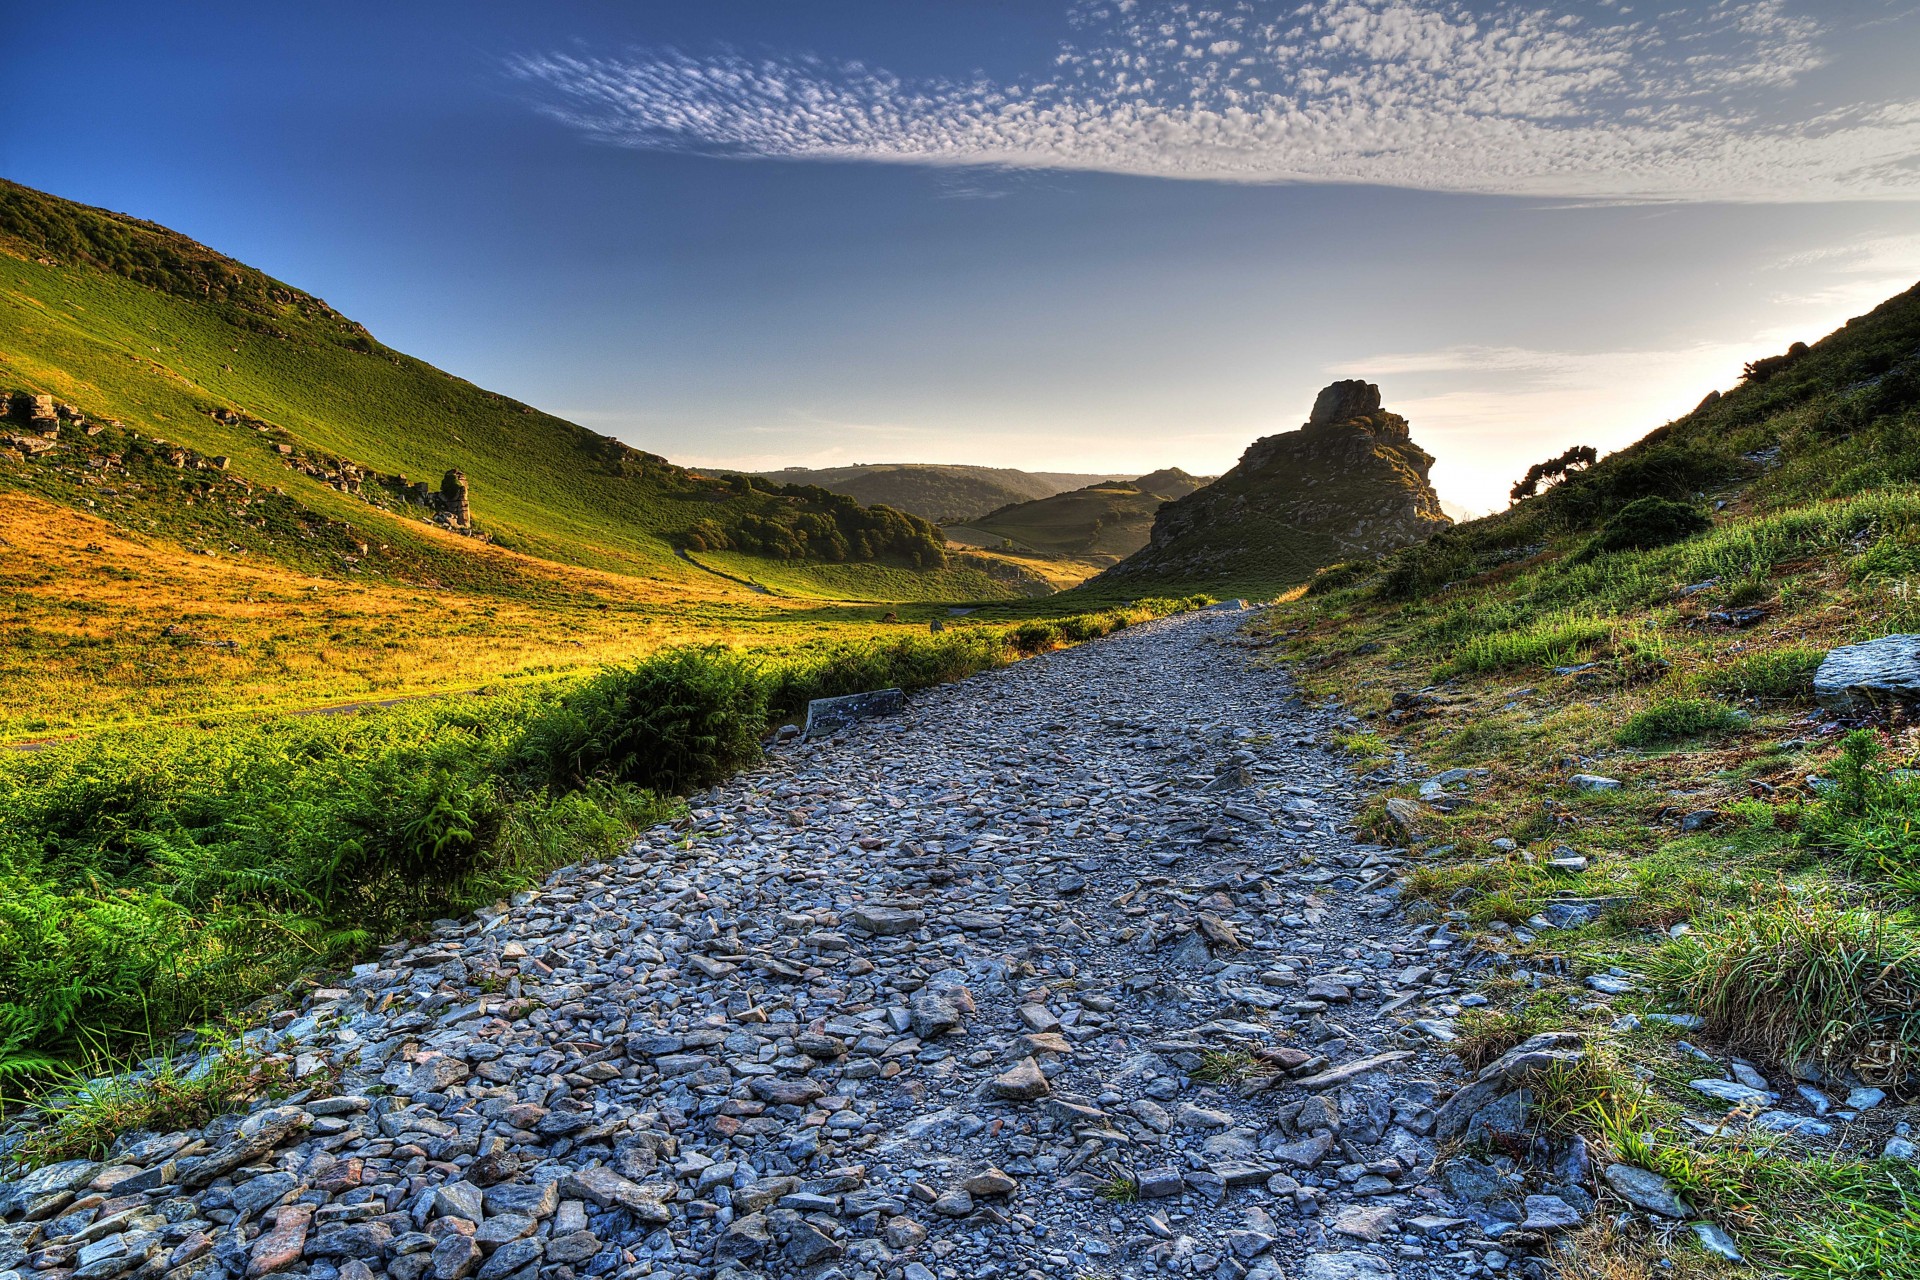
left=523, top=647, right=771, bottom=793
left=1652, top=897, right=1920, bottom=1078
left=1588, top=496, right=1713, bottom=555
left=1696, top=648, right=1824, bottom=700
left=1434, top=613, right=1615, bottom=678
left=1546, top=442, right=1733, bottom=530
left=0, top=696, right=664, bottom=1084
left=1616, top=695, right=1748, bottom=747
left=1800, top=730, right=1920, bottom=898
left=1305, top=559, right=1380, bottom=597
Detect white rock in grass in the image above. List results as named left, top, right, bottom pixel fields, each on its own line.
left=1692, top=1222, right=1743, bottom=1261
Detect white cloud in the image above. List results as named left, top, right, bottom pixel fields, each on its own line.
left=510, top=0, right=1920, bottom=202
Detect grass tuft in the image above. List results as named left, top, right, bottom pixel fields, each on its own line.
left=1651, top=896, right=1920, bottom=1079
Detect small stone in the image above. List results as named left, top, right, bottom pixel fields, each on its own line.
left=990, top=1057, right=1050, bottom=1100
left=1137, top=1168, right=1185, bottom=1198
left=246, top=1205, right=313, bottom=1277
left=1692, top=1222, right=1743, bottom=1261
left=1519, top=1195, right=1583, bottom=1231
left=1603, top=1164, right=1691, bottom=1219
left=847, top=905, right=922, bottom=936
left=960, top=1168, right=1017, bottom=1197
left=431, top=1235, right=483, bottom=1280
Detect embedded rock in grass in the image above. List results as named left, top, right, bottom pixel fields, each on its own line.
left=1602, top=1164, right=1691, bottom=1219
left=1814, top=634, right=1920, bottom=710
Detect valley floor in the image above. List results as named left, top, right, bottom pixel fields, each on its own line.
left=0, top=609, right=1489, bottom=1280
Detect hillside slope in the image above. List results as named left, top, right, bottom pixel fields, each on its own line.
left=1098, top=380, right=1450, bottom=595
left=948, top=467, right=1212, bottom=565
left=1260, top=280, right=1920, bottom=1276
left=0, top=178, right=1029, bottom=599
left=749, top=463, right=1127, bottom=523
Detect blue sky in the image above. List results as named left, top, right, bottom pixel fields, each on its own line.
left=7, top=1, right=1920, bottom=511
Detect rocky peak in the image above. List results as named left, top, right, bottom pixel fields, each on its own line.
left=1100, top=380, right=1450, bottom=591
left=1308, top=379, right=1382, bottom=426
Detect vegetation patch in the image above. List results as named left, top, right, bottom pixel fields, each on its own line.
left=1616, top=696, right=1749, bottom=748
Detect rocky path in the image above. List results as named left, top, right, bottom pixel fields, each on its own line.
left=0, top=611, right=1533, bottom=1280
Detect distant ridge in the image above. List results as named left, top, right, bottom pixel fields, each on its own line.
left=746, top=463, right=1128, bottom=524
left=949, top=468, right=1213, bottom=565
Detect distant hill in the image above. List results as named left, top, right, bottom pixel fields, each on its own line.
left=1097, top=380, right=1450, bottom=595
left=946, top=467, right=1213, bottom=566
left=0, top=178, right=1044, bottom=602
left=747, top=463, right=1128, bottom=523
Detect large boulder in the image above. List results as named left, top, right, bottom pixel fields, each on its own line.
left=1815, top=635, right=1920, bottom=710
left=1309, top=380, right=1384, bottom=426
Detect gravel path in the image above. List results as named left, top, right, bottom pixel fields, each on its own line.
left=0, top=610, right=1514, bottom=1280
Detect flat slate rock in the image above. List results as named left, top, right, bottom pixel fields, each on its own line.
left=803, top=687, right=906, bottom=738
left=1814, top=634, right=1920, bottom=710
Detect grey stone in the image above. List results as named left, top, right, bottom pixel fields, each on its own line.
left=1603, top=1164, right=1691, bottom=1219
left=1519, top=1195, right=1583, bottom=1231
left=1692, top=1222, right=1742, bottom=1261
left=479, top=1183, right=556, bottom=1220
left=1300, top=1252, right=1395, bottom=1280
left=804, top=689, right=905, bottom=739
left=1814, top=635, right=1920, bottom=710
left=475, top=1238, right=541, bottom=1280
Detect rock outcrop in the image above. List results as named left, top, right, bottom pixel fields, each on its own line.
left=1100, top=380, right=1450, bottom=590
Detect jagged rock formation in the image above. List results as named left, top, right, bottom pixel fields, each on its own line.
left=436, top=469, right=472, bottom=529
left=1101, top=380, right=1450, bottom=590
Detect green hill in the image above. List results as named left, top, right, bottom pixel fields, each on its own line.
left=0, top=178, right=1032, bottom=599
left=947, top=466, right=1212, bottom=565
left=749, top=463, right=1128, bottom=523
left=1260, top=281, right=1920, bottom=1275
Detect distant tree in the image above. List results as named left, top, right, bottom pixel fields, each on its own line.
left=1511, top=444, right=1598, bottom=502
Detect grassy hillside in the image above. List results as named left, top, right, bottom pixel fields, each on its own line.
left=0, top=178, right=991, bottom=593
left=948, top=466, right=1211, bottom=566
left=749, top=462, right=1127, bottom=523
left=0, top=179, right=1060, bottom=735
left=1262, top=281, right=1920, bottom=1276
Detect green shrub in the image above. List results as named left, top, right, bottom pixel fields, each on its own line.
left=1306, top=559, right=1380, bottom=596
left=1616, top=695, right=1748, bottom=747
left=1011, top=621, right=1062, bottom=652
left=1651, top=897, right=1920, bottom=1074
left=1800, top=731, right=1920, bottom=898
left=524, top=647, right=771, bottom=793
left=1697, top=648, right=1824, bottom=700
left=1588, top=496, right=1713, bottom=555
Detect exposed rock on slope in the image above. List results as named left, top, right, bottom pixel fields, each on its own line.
left=1101, top=380, right=1450, bottom=591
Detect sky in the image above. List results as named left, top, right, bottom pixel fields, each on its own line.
left=6, top=1, right=1920, bottom=513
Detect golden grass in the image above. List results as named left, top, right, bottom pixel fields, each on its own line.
left=0, top=493, right=931, bottom=740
